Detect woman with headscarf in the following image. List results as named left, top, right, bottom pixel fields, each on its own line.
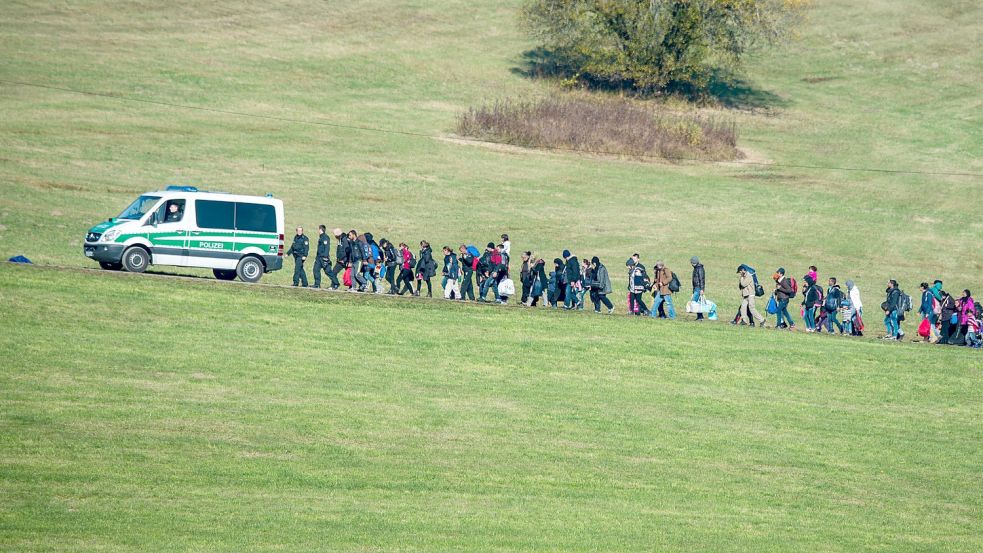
left=415, top=240, right=436, bottom=297
left=589, top=256, right=614, bottom=314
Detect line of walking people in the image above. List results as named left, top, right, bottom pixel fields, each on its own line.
left=286, top=226, right=980, bottom=348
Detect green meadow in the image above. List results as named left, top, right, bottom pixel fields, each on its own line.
left=1, top=0, right=981, bottom=550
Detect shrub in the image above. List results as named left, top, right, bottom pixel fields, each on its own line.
left=457, top=96, right=741, bottom=161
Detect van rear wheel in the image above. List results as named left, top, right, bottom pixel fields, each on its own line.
left=236, top=256, right=264, bottom=283
left=121, top=247, right=149, bottom=273
left=213, top=269, right=237, bottom=281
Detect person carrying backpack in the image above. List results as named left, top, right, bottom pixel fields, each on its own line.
left=457, top=245, right=476, bottom=301
left=737, top=265, right=765, bottom=327
left=347, top=230, right=366, bottom=291
left=882, top=279, right=904, bottom=340
left=690, top=256, right=706, bottom=321
left=589, top=256, right=614, bottom=314
left=772, top=268, right=796, bottom=330
left=650, top=261, right=676, bottom=320
left=824, top=277, right=845, bottom=334
left=415, top=240, right=436, bottom=297
left=844, top=280, right=863, bottom=336
left=917, top=282, right=940, bottom=341
left=379, top=238, right=399, bottom=294
left=395, top=242, right=415, bottom=296
left=801, top=275, right=821, bottom=332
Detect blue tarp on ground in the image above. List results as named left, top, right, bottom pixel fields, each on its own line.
left=8, top=255, right=32, bottom=264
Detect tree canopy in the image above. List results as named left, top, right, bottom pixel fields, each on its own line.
left=520, top=0, right=808, bottom=94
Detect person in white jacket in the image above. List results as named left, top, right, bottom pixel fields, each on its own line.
left=843, top=280, right=863, bottom=335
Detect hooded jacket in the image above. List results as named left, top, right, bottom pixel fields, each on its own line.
left=418, top=246, right=436, bottom=278
left=594, top=262, right=613, bottom=295
left=564, top=256, right=580, bottom=284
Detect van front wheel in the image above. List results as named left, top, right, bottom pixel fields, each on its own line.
left=121, top=247, right=149, bottom=273
left=236, top=256, right=264, bottom=283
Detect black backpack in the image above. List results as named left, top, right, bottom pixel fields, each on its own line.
left=407, top=253, right=417, bottom=269
left=824, top=288, right=841, bottom=312
left=668, top=273, right=681, bottom=293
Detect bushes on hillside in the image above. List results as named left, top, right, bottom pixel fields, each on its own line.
left=457, top=96, right=740, bottom=161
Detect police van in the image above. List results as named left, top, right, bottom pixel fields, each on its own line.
left=83, top=186, right=284, bottom=282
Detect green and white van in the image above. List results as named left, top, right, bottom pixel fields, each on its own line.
left=83, top=186, right=284, bottom=282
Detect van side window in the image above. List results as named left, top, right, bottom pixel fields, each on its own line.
left=196, top=200, right=235, bottom=230
left=162, top=199, right=186, bottom=223
left=235, top=203, right=276, bottom=233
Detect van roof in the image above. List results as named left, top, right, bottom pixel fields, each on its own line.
left=146, top=187, right=281, bottom=205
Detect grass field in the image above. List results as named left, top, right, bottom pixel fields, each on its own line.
left=1, top=264, right=980, bottom=551
left=1, top=0, right=982, bottom=550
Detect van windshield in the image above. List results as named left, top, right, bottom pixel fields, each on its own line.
left=117, top=195, right=161, bottom=220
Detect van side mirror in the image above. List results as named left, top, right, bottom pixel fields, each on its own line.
left=147, top=212, right=158, bottom=227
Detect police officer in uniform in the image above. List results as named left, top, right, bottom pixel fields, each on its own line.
left=312, top=224, right=338, bottom=289
left=286, top=226, right=309, bottom=287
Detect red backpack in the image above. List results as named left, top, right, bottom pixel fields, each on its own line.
left=789, top=277, right=798, bottom=297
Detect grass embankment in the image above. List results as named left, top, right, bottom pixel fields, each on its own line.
left=0, top=265, right=980, bottom=551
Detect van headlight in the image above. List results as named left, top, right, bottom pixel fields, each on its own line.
left=102, top=229, right=121, bottom=242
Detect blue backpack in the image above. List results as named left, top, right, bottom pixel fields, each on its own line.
left=466, top=245, right=480, bottom=258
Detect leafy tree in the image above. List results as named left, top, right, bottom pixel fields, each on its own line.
left=520, top=0, right=808, bottom=94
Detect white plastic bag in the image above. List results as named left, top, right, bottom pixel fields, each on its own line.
left=497, top=278, right=515, bottom=297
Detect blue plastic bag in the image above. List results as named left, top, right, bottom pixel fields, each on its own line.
left=8, top=255, right=32, bottom=264
left=766, top=296, right=778, bottom=315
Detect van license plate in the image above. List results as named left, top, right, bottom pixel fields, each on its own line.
left=85, top=250, right=94, bottom=257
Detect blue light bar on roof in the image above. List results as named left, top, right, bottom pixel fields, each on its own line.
left=165, top=185, right=199, bottom=192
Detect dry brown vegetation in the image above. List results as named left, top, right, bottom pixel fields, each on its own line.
left=457, top=96, right=741, bottom=161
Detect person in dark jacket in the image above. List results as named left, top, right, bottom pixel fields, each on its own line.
left=346, top=229, right=366, bottom=291
left=379, top=238, right=398, bottom=294
left=478, top=243, right=500, bottom=302
left=627, top=258, right=650, bottom=315
left=883, top=279, right=904, bottom=340
left=690, top=256, right=706, bottom=321
left=937, top=290, right=958, bottom=344
left=286, top=226, right=309, bottom=287
left=441, top=246, right=460, bottom=299
left=415, top=240, right=436, bottom=297
left=519, top=251, right=532, bottom=304
left=590, top=257, right=614, bottom=313
left=331, top=228, right=351, bottom=288
left=458, top=245, right=476, bottom=301
left=824, top=278, right=845, bottom=334
left=548, top=258, right=565, bottom=308
left=802, top=275, right=820, bottom=332
left=526, top=257, right=548, bottom=307
left=562, top=250, right=580, bottom=309
left=772, top=268, right=796, bottom=330
left=311, top=225, right=337, bottom=289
